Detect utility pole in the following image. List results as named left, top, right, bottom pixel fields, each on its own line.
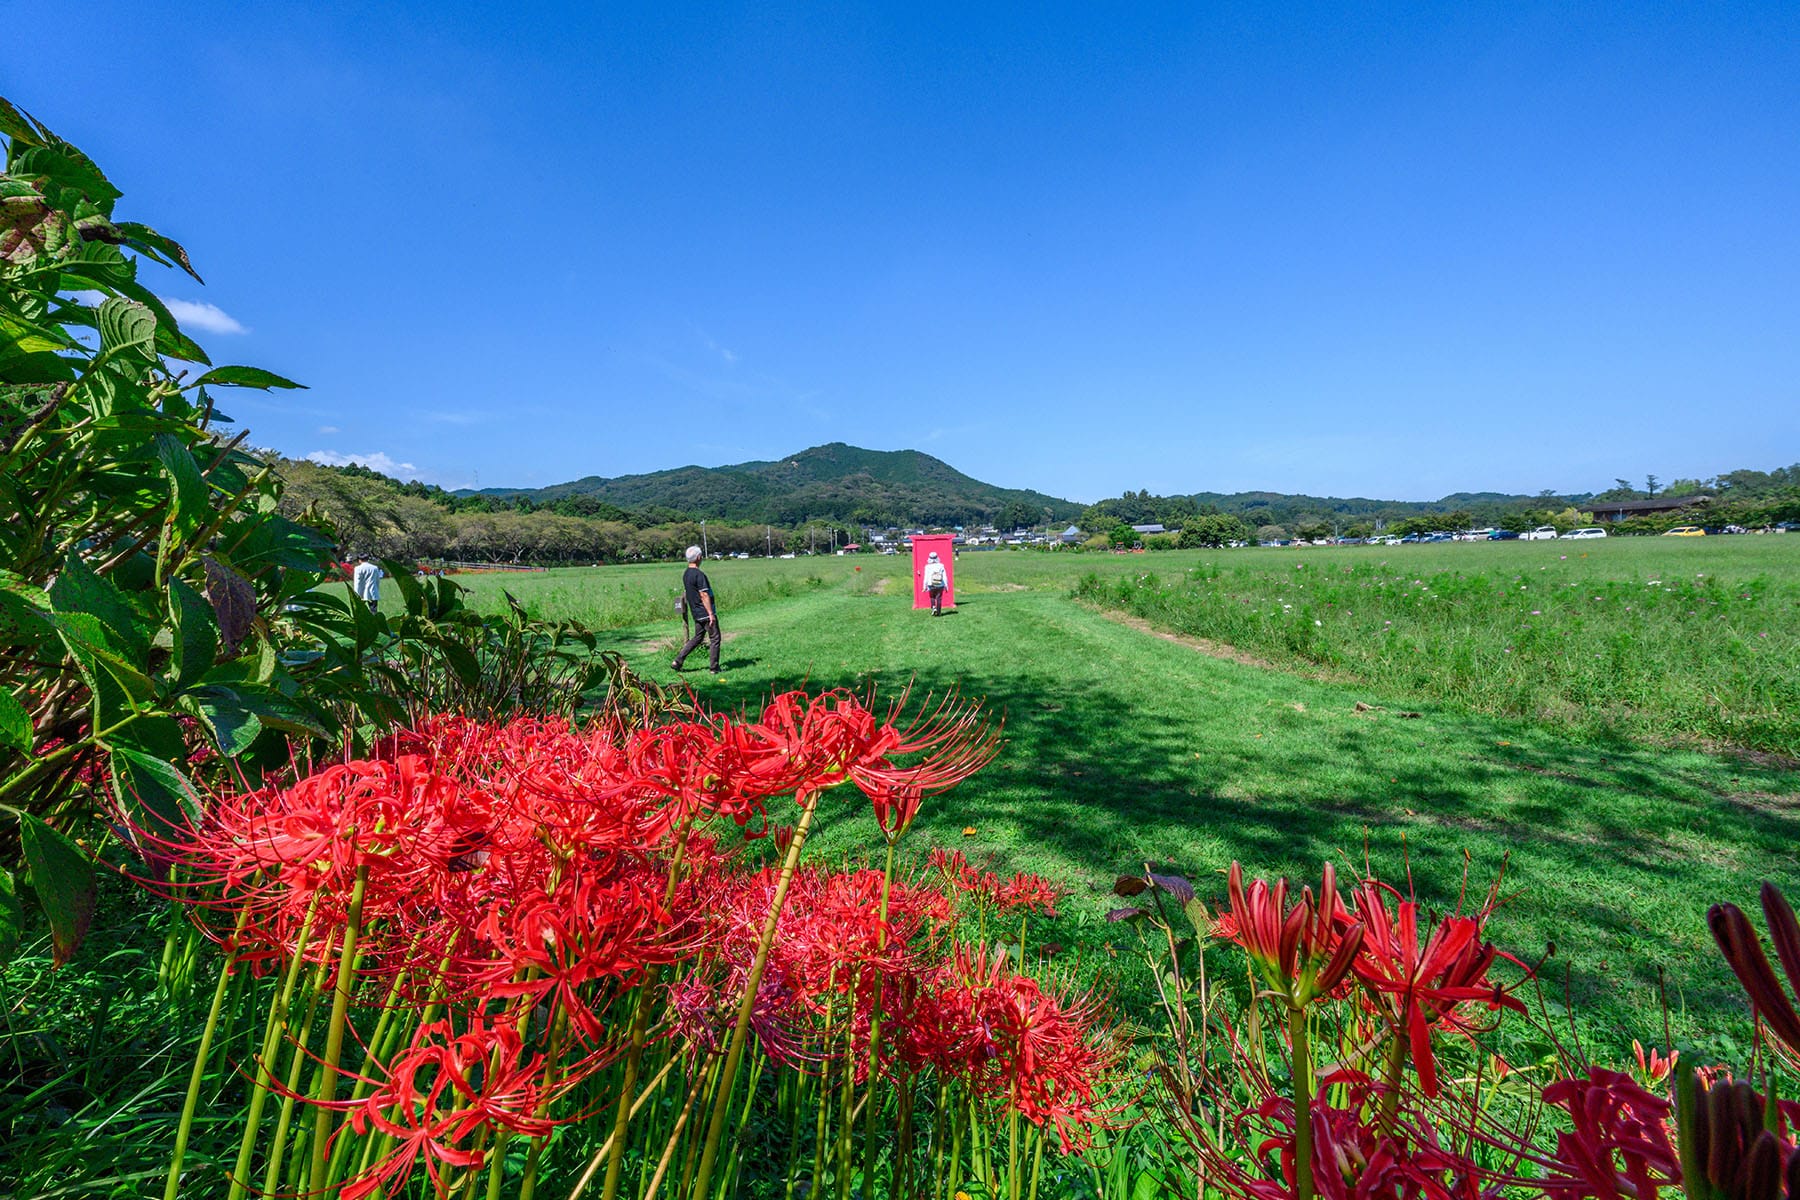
left=766, top=526, right=771, bottom=557
left=700, top=520, right=708, bottom=558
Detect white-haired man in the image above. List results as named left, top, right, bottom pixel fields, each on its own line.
left=673, top=545, right=721, bottom=673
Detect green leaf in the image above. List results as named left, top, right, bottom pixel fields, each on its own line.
left=48, top=553, right=149, bottom=663
left=110, top=278, right=211, bottom=365
left=155, top=434, right=209, bottom=540
left=167, top=577, right=217, bottom=691
left=11, top=142, right=121, bottom=214
left=53, top=611, right=156, bottom=704
left=0, top=686, right=30, bottom=751
left=0, top=97, right=47, bottom=147
left=0, top=869, right=22, bottom=964
left=96, top=296, right=156, bottom=359
left=435, top=638, right=482, bottom=687
left=381, top=557, right=424, bottom=615
left=112, top=221, right=202, bottom=282
left=189, top=686, right=263, bottom=756
left=193, top=365, right=305, bottom=390
left=194, top=682, right=328, bottom=742
left=17, top=812, right=96, bottom=966
left=234, top=516, right=334, bottom=574
left=109, top=744, right=203, bottom=838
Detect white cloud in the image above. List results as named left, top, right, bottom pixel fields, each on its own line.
left=317, top=425, right=341, bottom=435
left=160, top=297, right=247, bottom=335
left=306, top=450, right=423, bottom=479
left=305, top=450, right=475, bottom=491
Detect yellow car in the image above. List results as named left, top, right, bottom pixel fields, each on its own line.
left=1662, top=525, right=1705, bottom=536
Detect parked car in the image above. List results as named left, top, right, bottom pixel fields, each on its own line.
left=1562, top=527, right=1607, bottom=540
left=1423, top=532, right=1453, bottom=543
left=1488, top=529, right=1520, bottom=540
left=1519, top=526, right=1556, bottom=540
left=1398, top=534, right=1421, bottom=543
left=1662, top=526, right=1705, bottom=537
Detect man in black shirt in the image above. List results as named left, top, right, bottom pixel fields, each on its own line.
left=673, top=544, right=721, bottom=673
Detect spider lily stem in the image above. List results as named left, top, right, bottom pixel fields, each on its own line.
left=600, top=824, right=695, bottom=1200
left=566, top=1053, right=681, bottom=1200
left=226, top=899, right=318, bottom=1200
left=690, top=788, right=822, bottom=1200
left=266, top=953, right=333, bottom=1198
left=860, top=838, right=900, bottom=1185
left=164, top=903, right=252, bottom=1200
left=1289, top=1004, right=1316, bottom=1200
left=309, top=864, right=370, bottom=1194
left=644, top=1052, right=715, bottom=1200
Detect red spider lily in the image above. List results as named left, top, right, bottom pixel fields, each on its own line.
left=992, top=871, right=1064, bottom=917
left=339, top=1016, right=577, bottom=1200
left=623, top=718, right=800, bottom=838
left=474, top=865, right=673, bottom=1042
left=1533, top=1067, right=1681, bottom=1200
left=114, top=687, right=1039, bottom=1198
left=1344, top=879, right=1525, bottom=1097
left=927, top=850, right=1063, bottom=916
left=1709, top=883, right=1800, bottom=1072
left=904, top=943, right=1122, bottom=1151
left=1224, top=861, right=1365, bottom=1009
left=930, top=847, right=986, bottom=892
left=811, top=687, right=1001, bottom=838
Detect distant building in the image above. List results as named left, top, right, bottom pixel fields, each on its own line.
left=1589, top=495, right=1713, bottom=523
left=1131, top=524, right=1166, bottom=535
left=1059, top=525, right=1082, bottom=544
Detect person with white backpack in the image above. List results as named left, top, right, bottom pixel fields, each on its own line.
left=923, top=550, right=948, bottom=617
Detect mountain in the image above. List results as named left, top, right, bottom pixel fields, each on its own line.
left=460, top=443, right=1082, bottom=528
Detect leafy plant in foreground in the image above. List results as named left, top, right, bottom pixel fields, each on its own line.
left=0, top=97, right=627, bottom=966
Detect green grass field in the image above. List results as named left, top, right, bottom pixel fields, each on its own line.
left=448, top=540, right=1800, bottom=1060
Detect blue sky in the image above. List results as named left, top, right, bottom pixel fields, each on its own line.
left=7, top=3, right=1797, bottom=502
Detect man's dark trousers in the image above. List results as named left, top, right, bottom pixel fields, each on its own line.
left=675, top=616, right=721, bottom=672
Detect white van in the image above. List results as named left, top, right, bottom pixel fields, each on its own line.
left=1521, top=526, right=1559, bottom=540
left=1563, top=527, right=1607, bottom=540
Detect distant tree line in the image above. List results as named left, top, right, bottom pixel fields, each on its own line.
left=274, top=459, right=863, bottom=563
left=1079, top=464, right=1800, bottom=544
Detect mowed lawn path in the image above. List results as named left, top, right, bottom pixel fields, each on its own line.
left=507, top=562, right=1799, bottom=1056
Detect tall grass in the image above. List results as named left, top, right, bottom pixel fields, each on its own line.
left=1074, top=539, right=1800, bottom=754
left=450, top=562, right=833, bottom=630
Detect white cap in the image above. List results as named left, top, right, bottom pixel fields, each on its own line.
left=927, top=551, right=939, bottom=560
left=686, top=545, right=703, bottom=562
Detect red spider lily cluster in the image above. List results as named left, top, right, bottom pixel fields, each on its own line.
left=134, top=687, right=1122, bottom=1198
left=930, top=848, right=1066, bottom=917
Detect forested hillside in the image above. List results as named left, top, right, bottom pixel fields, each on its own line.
left=467, top=442, right=1081, bottom=528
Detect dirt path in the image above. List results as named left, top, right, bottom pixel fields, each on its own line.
left=1083, top=605, right=1283, bottom=671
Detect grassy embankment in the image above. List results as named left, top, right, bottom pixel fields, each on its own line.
left=447, top=540, right=1800, bottom=1060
